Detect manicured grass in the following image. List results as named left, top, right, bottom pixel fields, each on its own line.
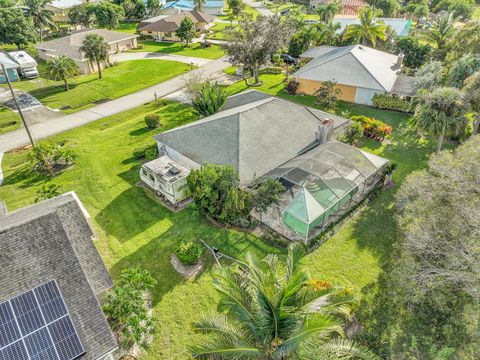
left=217, top=2, right=261, bottom=20
left=206, top=22, right=238, bottom=40
left=115, top=21, right=139, bottom=34
left=0, top=73, right=438, bottom=357
left=129, top=41, right=225, bottom=59
left=0, top=106, right=21, bottom=134
left=7, top=60, right=193, bottom=113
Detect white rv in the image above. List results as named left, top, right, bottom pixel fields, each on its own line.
left=8, top=51, right=39, bottom=79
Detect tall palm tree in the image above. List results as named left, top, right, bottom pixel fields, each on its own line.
left=81, top=33, right=109, bottom=79
left=316, top=0, right=342, bottom=23
left=194, top=0, right=206, bottom=12
left=24, top=0, right=57, bottom=41
left=413, top=87, right=467, bottom=153
left=422, top=12, right=456, bottom=60
left=46, top=55, right=79, bottom=91
left=191, top=244, right=379, bottom=359
left=344, top=6, right=386, bottom=47
left=463, top=71, right=480, bottom=137
left=317, top=19, right=342, bottom=46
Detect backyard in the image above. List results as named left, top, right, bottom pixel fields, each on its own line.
left=129, top=41, right=225, bottom=59
left=0, top=74, right=437, bottom=358
left=5, top=59, right=193, bottom=113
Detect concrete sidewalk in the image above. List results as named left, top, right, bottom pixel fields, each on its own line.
left=112, top=52, right=212, bottom=66
left=0, top=57, right=231, bottom=153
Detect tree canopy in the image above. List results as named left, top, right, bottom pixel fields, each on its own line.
left=0, top=7, right=37, bottom=48
left=176, top=17, right=196, bottom=46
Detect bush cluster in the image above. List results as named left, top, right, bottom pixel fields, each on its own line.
left=144, top=114, right=160, bottom=129
left=284, top=79, right=299, bottom=95
left=175, top=241, right=203, bottom=266
left=132, top=144, right=158, bottom=161
left=372, top=93, right=411, bottom=113
left=351, top=115, right=393, bottom=141
left=30, top=142, right=78, bottom=175
left=259, top=66, right=283, bottom=74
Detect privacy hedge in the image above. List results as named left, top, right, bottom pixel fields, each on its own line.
left=372, top=93, right=411, bottom=113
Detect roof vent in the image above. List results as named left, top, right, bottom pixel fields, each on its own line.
left=169, top=166, right=180, bottom=175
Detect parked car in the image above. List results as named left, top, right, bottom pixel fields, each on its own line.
left=279, top=53, right=299, bottom=65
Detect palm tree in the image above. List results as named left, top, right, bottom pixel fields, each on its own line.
left=46, top=55, right=79, bottom=91
left=413, top=87, right=467, bottom=153
left=191, top=244, right=379, bottom=359
left=344, top=6, right=386, bottom=47
left=316, top=0, right=342, bottom=23
left=81, top=33, right=109, bottom=79
left=194, top=0, right=206, bottom=12
left=317, top=19, right=342, bottom=46
left=463, top=71, right=480, bottom=137
left=422, top=12, right=456, bottom=60
left=24, top=0, right=57, bottom=41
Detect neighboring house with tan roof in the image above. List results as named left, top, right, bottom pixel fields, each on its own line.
left=138, top=10, right=215, bottom=42
left=36, top=29, right=139, bottom=74
left=309, top=0, right=367, bottom=17
left=293, top=44, right=415, bottom=105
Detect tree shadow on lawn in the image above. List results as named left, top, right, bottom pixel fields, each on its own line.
left=2, top=162, right=48, bottom=189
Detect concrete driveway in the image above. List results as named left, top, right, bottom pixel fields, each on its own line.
left=112, top=52, right=213, bottom=67
left=0, top=57, right=231, bottom=153
left=242, top=0, right=274, bottom=16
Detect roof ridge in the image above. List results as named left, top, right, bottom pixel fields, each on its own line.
left=295, top=45, right=355, bottom=76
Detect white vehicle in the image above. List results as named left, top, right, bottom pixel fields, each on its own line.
left=8, top=51, right=39, bottom=79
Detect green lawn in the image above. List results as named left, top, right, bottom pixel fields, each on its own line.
left=0, top=105, right=21, bottom=134
left=217, top=1, right=261, bottom=20
left=206, top=22, right=238, bottom=40
left=115, top=21, right=139, bottom=34
left=0, top=73, right=438, bottom=358
left=129, top=41, right=225, bottom=59
left=7, top=60, right=193, bottom=113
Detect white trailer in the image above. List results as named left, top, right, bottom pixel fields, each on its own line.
left=8, top=51, right=39, bottom=79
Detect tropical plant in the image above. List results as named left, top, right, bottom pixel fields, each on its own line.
left=351, top=115, right=393, bottom=141
left=103, top=268, right=156, bottom=349
left=446, top=19, right=480, bottom=62
left=316, top=20, right=341, bottom=46
left=0, top=7, right=37, bottom=49
left=175, top=241, right=204, bottom=266
left=81, top=33, right=109, bottom=79
left=394, top=36, right=431, bottom=69
left=422, top=12, right=456, bottom=60
left=194, top=0, right=206, bottom=12
left=30, top=142, right=78, bottom=175
left=315, top=0, right=341, bottom=22
left=191, top=82, right=228, bottom=116
left=371, top=93, right=410, bottom=112
left=250, top=178, right=285, bottom=213
left=191, top=243, right=379, bottom=359
left=412, top=87, right=467, bottom=153
left=176, top=17, right=196, bottom=46
left=446, top=54, right=480, bottom=88
left=413, top=60, right=444, bottom=92
left=314, top=80, right=342, bottom=110
left=462, top=71, right=480, bottom=136
left=24, top=0, right=57, bottom=41
left=340, top=121, right=364, bottom=145
left=368, top=0, right=400, bottom=17
left=46, top=55, right=79, bottom=91
left=344, top=6, right=386, bottom=47
left=35, top=182, right=62, bottom=202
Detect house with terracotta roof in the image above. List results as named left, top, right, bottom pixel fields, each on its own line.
left=310, top=0, right=367, bottom=17
left=138, top=10, right=215, bottom=42
left=293, top=45, right=415, bottom=105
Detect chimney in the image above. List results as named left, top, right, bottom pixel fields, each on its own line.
left=316, top=118, right=334, bottom=144
left=396, top=53, right=405, bottom=67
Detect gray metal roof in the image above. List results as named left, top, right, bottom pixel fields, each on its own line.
left=0, top=192, right=117, bottom=360
left=391, top=74, right=415, bottom=96
left=155, top=91, right=350, bottom=184
left=295, top=45, right=402, bottom=92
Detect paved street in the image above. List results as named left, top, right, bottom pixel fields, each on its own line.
left=242, top=0, right=274, bottom=16
left=0, top=57, right=231, bottom=153
left=111, top=52, right=213, bottom=67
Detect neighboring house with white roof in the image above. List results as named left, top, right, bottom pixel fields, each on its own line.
left=162, top=0, right=225, bottom=15
left=333, top=17, right=412, bottom=36
left=36, top=29, right=139, bottom=74
left=293, top=44, right=415, bottom=105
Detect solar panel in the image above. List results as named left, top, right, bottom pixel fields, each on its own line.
left=0, top=281, right=85, bottom=360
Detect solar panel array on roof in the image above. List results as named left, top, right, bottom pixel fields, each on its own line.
left=0, top=281, right=84, bottom=360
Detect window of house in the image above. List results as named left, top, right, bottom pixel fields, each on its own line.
left=142, top=168, right=147, bottom=176
left=149, top=174, right=155, bottom=182
left=165, top=32, right=172, bottom=38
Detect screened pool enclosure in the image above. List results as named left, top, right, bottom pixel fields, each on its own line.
left=257, top=141, right=388, bottom=242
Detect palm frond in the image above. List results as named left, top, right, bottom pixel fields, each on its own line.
left=190, top=339, right=260, bottom=360
left=314, top=338, right=381, bottom=360
left=286, top=243, right=305, bottom=281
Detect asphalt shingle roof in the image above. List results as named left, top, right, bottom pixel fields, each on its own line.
left=0, top=192, right=117, bottom=360
left=139, top=10, right=215, bottom=32
left=155, top=90, right=350, bottom=184
left=295, top=45, right=402, bottom=92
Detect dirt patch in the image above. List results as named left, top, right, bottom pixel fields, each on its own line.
left=171, top=253, right=204, bottom=278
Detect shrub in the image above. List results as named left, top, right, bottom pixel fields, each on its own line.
left=372, top=93, right=411, bottom=112
left=144, top=113, right=160, bottom=129
left=314, top=81, right=342, bottom=110
left=132, top=144, right=158, bottom=161
left=30, top=142, right=78, bottom=175
left=200, top=41, right=212, bottom=48
left=191, top=82, right=228, bottom=116
left=251, top=178, right=285, bottom=213
left=175, top=241, right=203, bottom=266
left=259, top=66, right=283, bottom=74
left=351, top=115, right=393, bottom=141
left=284, top=78, right=299, bottom=94
left=35, top=183, right=62, bottom=202
left=340, top=121, right=364, bottom=145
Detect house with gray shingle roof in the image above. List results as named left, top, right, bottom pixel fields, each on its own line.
left=0, top=192, right=117, bottom=360
left=36, top=29, right=138, bottom=74
left=294, top=44, right=415, bottom=105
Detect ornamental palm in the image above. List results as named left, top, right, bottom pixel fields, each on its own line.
left=316, top=0, right=342, bottom=23
left=24, top=0, right=57, bottom=41
left=462, top=71, right=480, bottom=137
left=413, top=87, right=467, bottom=153
left=81, top=33, right=109, bottom=79
left=422, top=12, right=456, bottom=60
left=317, top=20, right=342, bottom=46
left=194, top=0, right=206, bottom=12
left=344, top=6, right=386, bottom=48
left=46, top=55, right=79, bottom=91
left=191, top=244, right=379, bottom=359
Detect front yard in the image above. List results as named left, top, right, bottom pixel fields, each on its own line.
left=129, top=41, right=225, bottom=59
left=0, top=105, right=21, bottom=134
left=0, top=74, right=437, bottom=358
left=7, top=60, right=193, bottom=113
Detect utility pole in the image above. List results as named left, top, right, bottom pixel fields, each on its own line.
left=1, top=62, right=35, bottom=148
